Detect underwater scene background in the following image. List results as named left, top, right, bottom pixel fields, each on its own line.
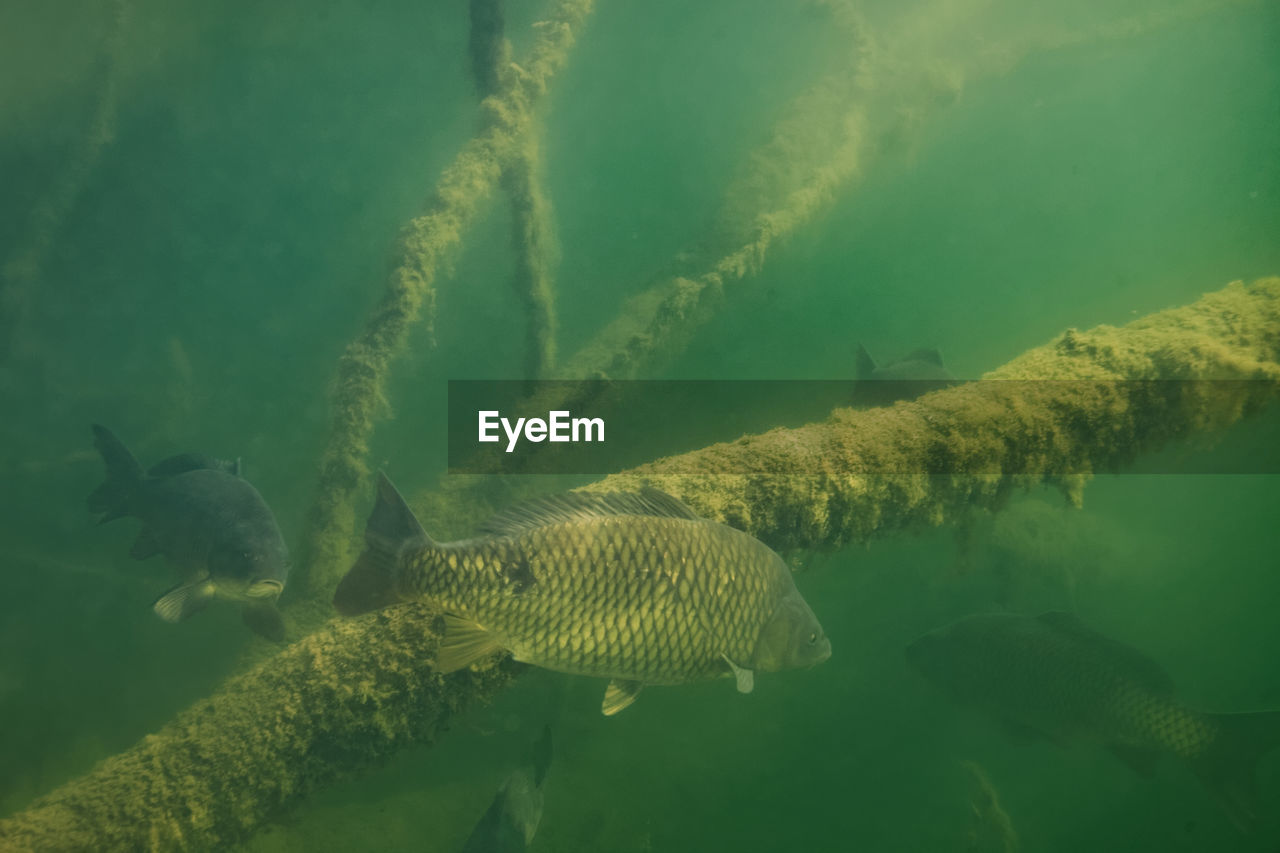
left=1, top=0, right=1279, bottom=850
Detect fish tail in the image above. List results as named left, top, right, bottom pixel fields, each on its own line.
left=333, top=472, right=434, bottom=616
left=1190, top=709, right=1280, bottom=832
left=86, top=424, right=144, bottom=522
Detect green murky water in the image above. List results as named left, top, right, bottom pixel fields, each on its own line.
left=1, top=0, right=1278, bottom=850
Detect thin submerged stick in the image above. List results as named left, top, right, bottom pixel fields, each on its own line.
left=297, top=0, right=594, bottom=601
left=558, top=0, right=1258, bottom=384
left=470, top=0, right=560, bottom=378
left=0, top=0, right=130, bottom=365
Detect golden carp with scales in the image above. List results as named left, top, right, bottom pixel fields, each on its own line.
left=334, top=474, right=831, bottom=714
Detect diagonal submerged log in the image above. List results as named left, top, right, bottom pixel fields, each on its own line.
left=1, top=277, right=1277, bottom=851
left=587, top=278, right=1280, bottom=549
left=0, top=602, right=518, bottom=852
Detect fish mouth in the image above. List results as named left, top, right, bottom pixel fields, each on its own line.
left=808, top=641, right=833, bottom=668
left=247, top=580, right=284, bottom=599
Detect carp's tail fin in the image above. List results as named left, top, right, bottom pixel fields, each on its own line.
left=86, top=424, right=144, bottom=522
left=332, top=472, right=434, bottom=616
left=1192, top=709, right=1280, bottom=832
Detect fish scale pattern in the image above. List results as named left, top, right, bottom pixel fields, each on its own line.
left=1103, top=683, right=1218, bottom=760
left=947, top=617, right=1219, bottom=760
left=401, top=515, right=790, bottom=684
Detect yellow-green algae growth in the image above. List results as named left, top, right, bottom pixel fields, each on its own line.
left=0, top=603, right=519, bottom=852
left=502, top=132, right=560, bottom=380
left=0, top=277, right=1275, bottom=852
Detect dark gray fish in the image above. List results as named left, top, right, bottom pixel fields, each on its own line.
left=851, top=342, right=958, bottom=407
left=907, top=611, right=1280, bottom=831
left=461, top=726, right=553, bottom=853
left=335, top=476, right=830, bottom=715
left=87, top=424, right=289, bottom=641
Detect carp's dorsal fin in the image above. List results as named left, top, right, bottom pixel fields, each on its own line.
left=854, top=342, right=877, bottom=379
left=723, top=655, right=754, bottom=694
left=434, top=613, right=505, bottom=673
left=153, top=578, right=216, bottom=623
left=901, top=347, right=945, bottom=367
left=602, top=679, right=644, bottom=716
left=479, top=487, right=699, bottom=536
left=1036, top=611, right=1176, bottom=696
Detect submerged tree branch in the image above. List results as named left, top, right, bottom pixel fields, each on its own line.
left=586, top=279, right=1280, bottom=550
left=0, top=0, right=129, bottom=365
left=296, top=0, right=595, bottom=601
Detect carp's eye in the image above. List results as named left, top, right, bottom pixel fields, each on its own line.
left=807, top=632, right=818, bottom=645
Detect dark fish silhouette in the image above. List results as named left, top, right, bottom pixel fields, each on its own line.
left=335, top=475, right=830, bottom=715
left=461, top=726, right=553, bottom=853
left=87, top=424, right=290, bottom=641
left=907, top=611, right=1280, bottom=831
left=851, top=342, right=957, bottom=407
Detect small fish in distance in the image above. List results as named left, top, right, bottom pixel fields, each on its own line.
left=907, top=611, right=1280, bottom=832
left=461, top=725, right=553, bottom=853
left=851, top=342, right=958, bottom=407
left=334, top=474, right=831, bottom=715
left=87, top=424, right=290, bottom=641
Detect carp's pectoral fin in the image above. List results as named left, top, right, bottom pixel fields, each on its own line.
left=243, top=600, right=286, bottom=642
left=722, top=655, right=754, bottom=693
left=602, top=679, right=644, bottom=716
left=434, top=613, right=505, bottom=673
left=153, top=578, right=216, bottom=623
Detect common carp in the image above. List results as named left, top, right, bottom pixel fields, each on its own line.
left=87, top=424, right=290, bottom=641
left=907, top=611, right=1280, bottom=831
left=334, top=475, right=830, bottom=714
